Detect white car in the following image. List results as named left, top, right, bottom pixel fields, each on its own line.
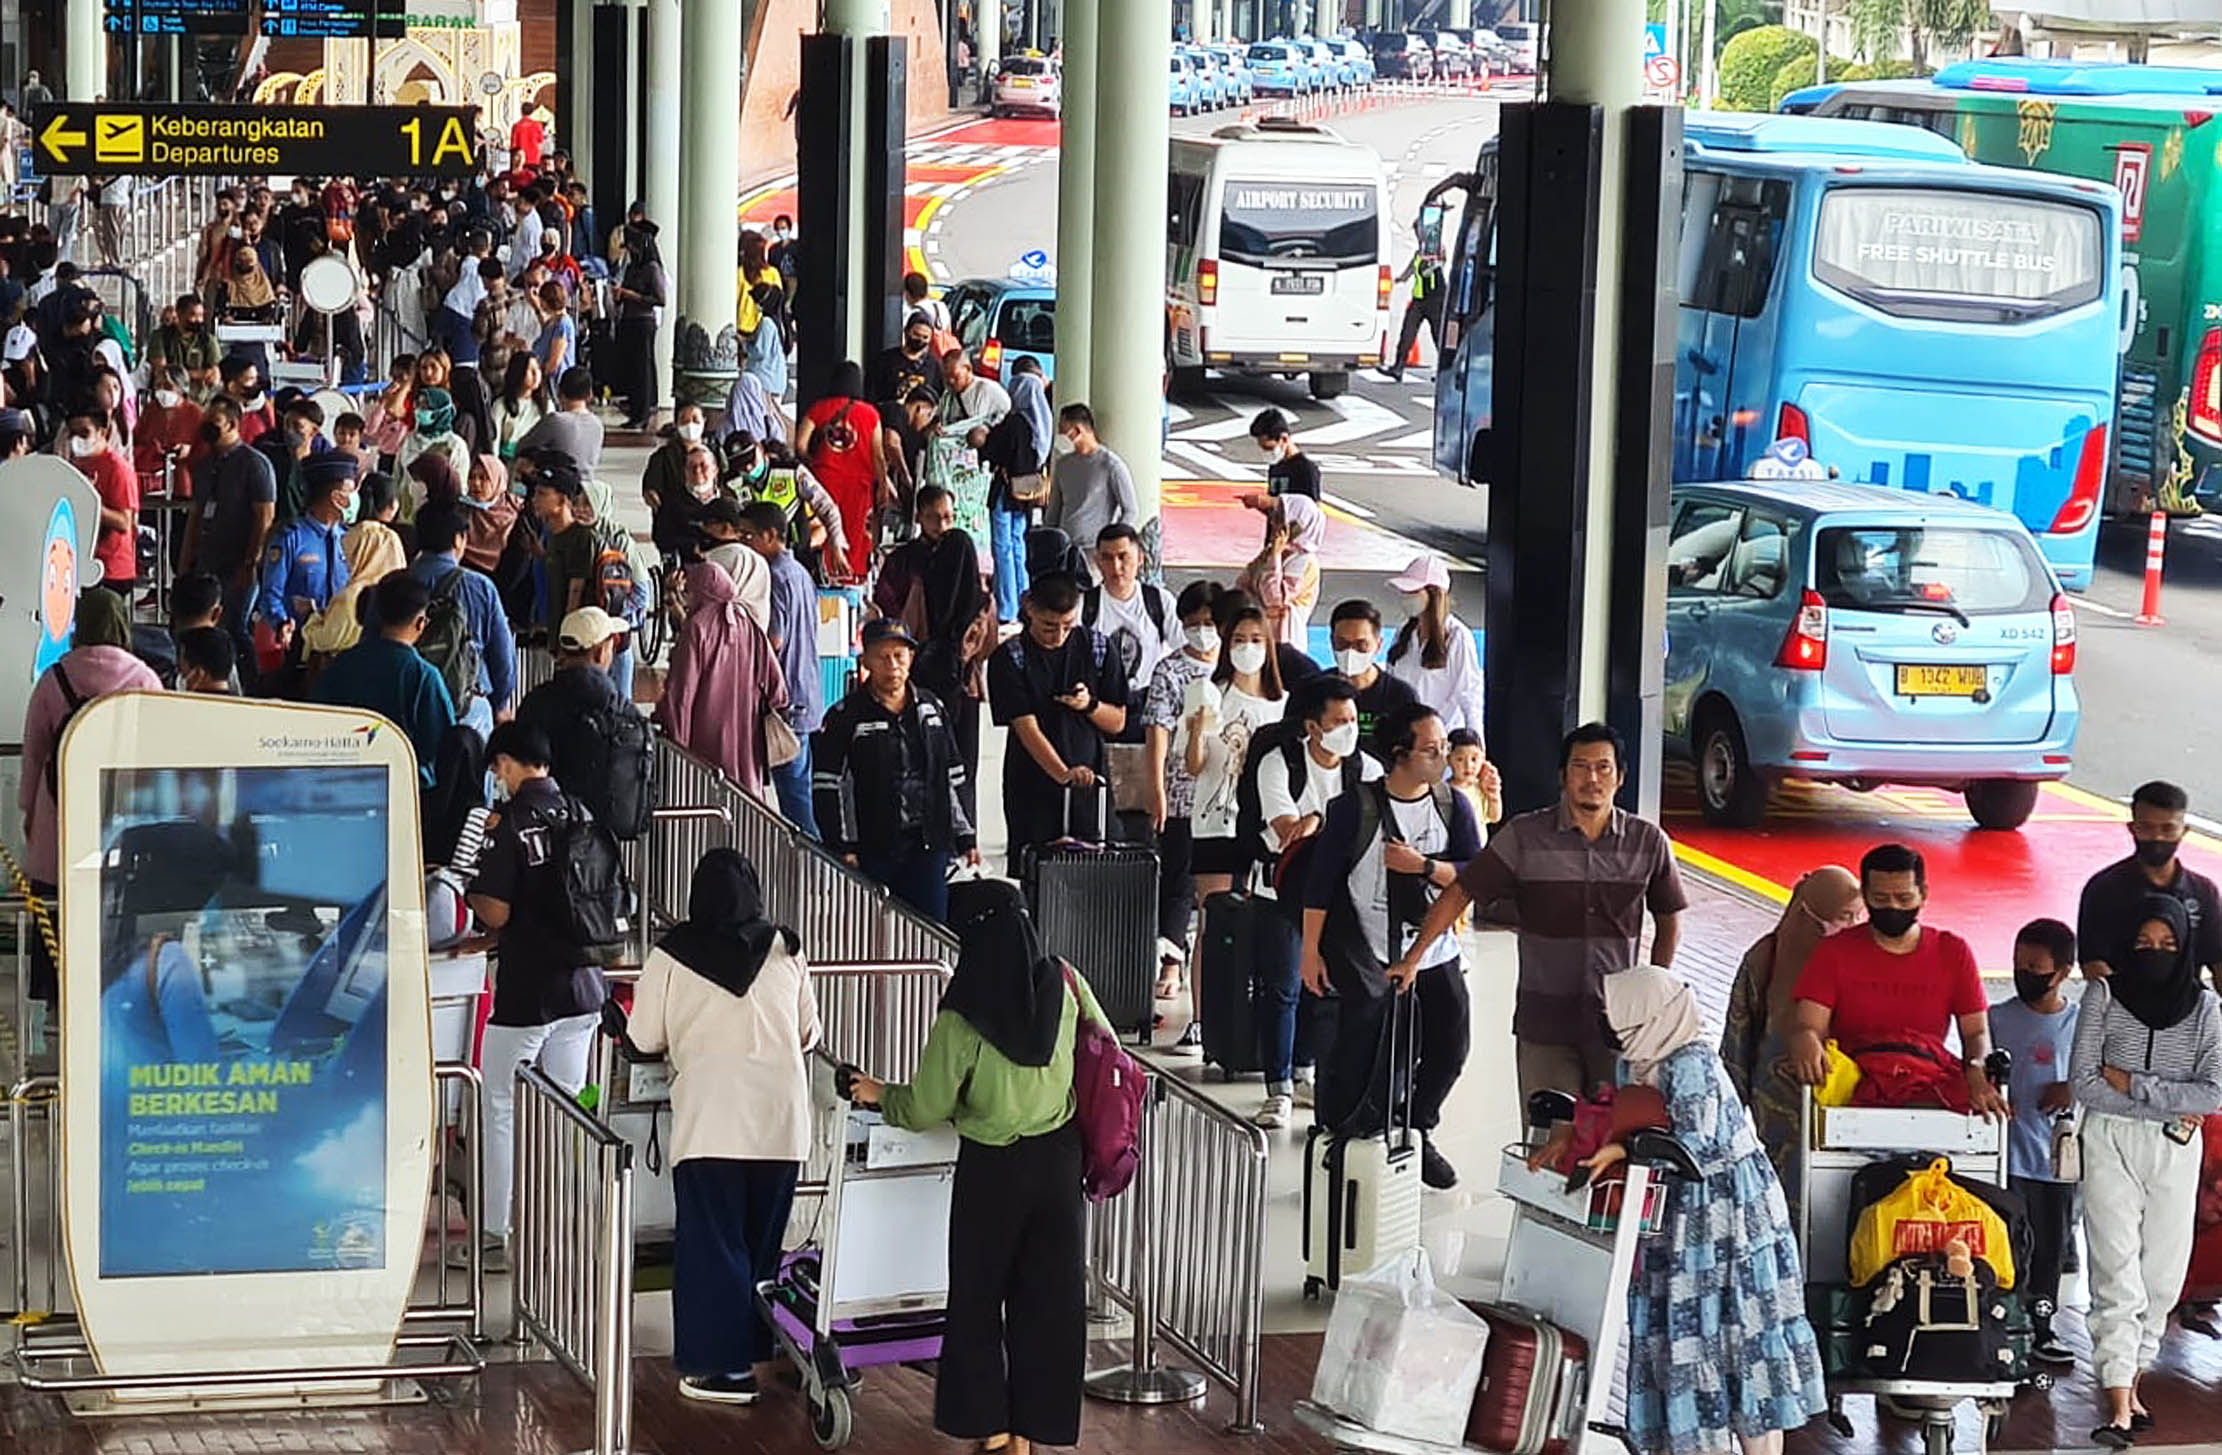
left=992, top=54, right=1061, bottom=117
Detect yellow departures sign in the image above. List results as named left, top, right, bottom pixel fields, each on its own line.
left=30, top=102, right=478, bottom=177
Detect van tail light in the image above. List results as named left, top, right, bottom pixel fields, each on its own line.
left=2047, top=422, right=2110, bottom=534
left=1777, top=401, right=1810, bottom=444
left=1377, top=264, right=1392, bottom=311
left=980, top=338, right=1004, bottom=377
left=1199, top=259, right=1219, bottom=307
left=2193, top=328, right=2222, bottom=444
left=2051, top=591, right=2077, bottom=674
left=1776, top=589, right=1828, bottom=670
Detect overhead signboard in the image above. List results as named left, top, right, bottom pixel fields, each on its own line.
left=104, top=0, right=250, bottom=35
left=263, top=0, right=407, bottom=38
left=31, top=103, right=478, bottom=178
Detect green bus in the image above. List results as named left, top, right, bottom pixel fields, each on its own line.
left=1790, top=57, right=2222, bottom=515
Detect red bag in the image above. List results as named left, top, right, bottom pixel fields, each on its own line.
left=1847, top=1035, right=1969, bottom=1112
left=1550, top=1085, right=1671, bottom=1180
left=1063, top=965, right=1146, bottom=1202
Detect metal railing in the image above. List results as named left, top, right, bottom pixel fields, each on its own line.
left=1085, top=1070, right=1271, bottom=1433
left=69, top=175, right=223, bottom=321
left=512, top=1063, right=634, bottom=1455
left=808, top=960, right=953, bottom=1085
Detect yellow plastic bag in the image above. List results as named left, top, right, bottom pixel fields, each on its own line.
left=1849, top=1158, right=2016, bottom=1289
left=1815, top=1039, right=1862, bottom=1108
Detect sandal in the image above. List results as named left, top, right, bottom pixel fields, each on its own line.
left=2092, top=1425, right=2135, bottom=1450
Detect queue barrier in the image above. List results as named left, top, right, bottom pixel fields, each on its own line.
left=512, top=1062, right=635, bottom=1455
left=1086, top=1068, right=1271, bottom=1433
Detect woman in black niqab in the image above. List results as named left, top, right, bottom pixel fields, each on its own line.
left=935, top=877, right=1064, bottom=1067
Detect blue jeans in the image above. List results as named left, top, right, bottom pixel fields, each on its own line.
left=990, top=504, right=1029, bottom=623
left=1253, top=907, right=1303, bottom=1088
left=770, top=735, right=818, bottom=838
left=609, top=642, right=635, bottom=704
left=858, top=844, right=952, bottom=923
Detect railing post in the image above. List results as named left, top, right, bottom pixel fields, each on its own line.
left=1083, top=1075, right=1205, bottom=1407
left=597, top=1147, right=635, bottom=1455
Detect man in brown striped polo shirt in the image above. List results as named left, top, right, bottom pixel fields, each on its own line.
left=1392, top=722, right=1687, bottom=1100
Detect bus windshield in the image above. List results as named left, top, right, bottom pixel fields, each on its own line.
left=1811, top=186, right=2106, bottom=323
left=1219, top=181, right=1379, bottom=268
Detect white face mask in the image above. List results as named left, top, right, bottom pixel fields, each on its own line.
left=1183, top=624, right=1219, bottom=655
left=1229, top=641, right=1268, bottom=676
left=1320, top=721, right=1361, bottom=759
left=676, top=421, right=704, bottom=444
left=66, top=434, right=99, bottom=457
left=1334, top=646, right=1374, bottom=677
left=1401, top=591, right=1430, bottom=614
left=154, top=389, right=181, bottom=408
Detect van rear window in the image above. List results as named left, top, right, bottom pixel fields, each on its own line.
left=1219, top=181, right=1379, bottom=268
left=1814, top=525, right=2051, bottom=616
left=1813, top=187, right=2106, bottom=323
left=1249, top=45, right=1290, bottom=62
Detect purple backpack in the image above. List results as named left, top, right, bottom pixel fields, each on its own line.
left=1063, top=965, right=1146, bottom=1201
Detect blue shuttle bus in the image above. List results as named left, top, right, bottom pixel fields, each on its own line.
left=1432, top=113, right=2123, bottom=589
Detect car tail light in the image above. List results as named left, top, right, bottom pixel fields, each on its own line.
left=2051, top=591, right=2076, bottom=674
left=1776, top=589, right=1828, bottom=670
left=2193, top=328, right=2222, bottom=444
left=2047, top=422, right=2110, bottom=534
left=1199, top=259, right=1218, bottom=307
left=1377, top=264, right=1392, bottom=311
left=981, top=338, right=1004, bottom=377
left=1777, top=401, right=1810, bottom=444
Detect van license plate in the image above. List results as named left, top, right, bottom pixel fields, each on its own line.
left=1271, top=274, right=1326, bottom=296
left=1895, top=665, right=1986, bottom=697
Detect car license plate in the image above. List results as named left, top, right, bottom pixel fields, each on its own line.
left=1012, top=78, right=1032, bottom=86
left=1271, top=274, right=1326, bottom=296
left=1895, top=664, right=1986, bottom=697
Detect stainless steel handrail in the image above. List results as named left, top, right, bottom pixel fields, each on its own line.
left=512, top=1062, right=634, bottom=1455
left=1084, top=1069, right=1271, bottom=1433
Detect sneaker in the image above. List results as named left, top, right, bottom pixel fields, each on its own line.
left=446, top=1233, right=508, bottom=1273
left=1170, top=1022, right=1203, bottom=1056
left=1293, top=1076, right=1316, bottom=1109
left=679, top=1372, right=760, bottom=1405
left=1420, top=1138, right=1459, bottom=1191
left=2034, top=1335, right=2075, bottom=1366
left=1254, top=1094, right=1292, bottom=1129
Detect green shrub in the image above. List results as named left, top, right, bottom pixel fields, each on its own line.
left=1720, top=24, right=1816, bottom=111
left=1772, top=54, right=1852, bottom=108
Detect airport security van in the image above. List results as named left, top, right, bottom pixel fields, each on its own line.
left=1166, top=119, right=1391, bottom=400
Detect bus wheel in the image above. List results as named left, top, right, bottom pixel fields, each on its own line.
left=1169, top=365, right=1208, bottom=396
left=1308, top=370, right=1348, bottom=400
left=1965, top=779, right=2040, bottom=831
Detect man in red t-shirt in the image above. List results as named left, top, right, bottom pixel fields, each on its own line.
left=510, top=113, right=548, bottom=171
left=1787, top=842, right=2009, bottom=1118
left=68, top=405, right=140, bottom=593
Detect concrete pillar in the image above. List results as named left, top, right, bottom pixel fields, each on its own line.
left=1054, top=0, right=1096, bottom=403
left=674, top=0, right=743, bottom=406
left=568, top=0, right=596, bottom=183
left=1545, top=0, right=1643, bottom=721
left=1365, top=0, right=1382, bottom=32
left=825, top=0, right=888, bottom=366
left=1193, top=0, right=1215, bottom=45
left=1448, top=0, right=1471, bottom=27
left=1089, top=0, right=1170, bottom=556
left=978, top=0, right=1002, bottom=94
left=65, top=0, right=102, bottom=100
left=644, top=0, right=682, bottom=414
left=1315, top=0, right=1334, bottom=37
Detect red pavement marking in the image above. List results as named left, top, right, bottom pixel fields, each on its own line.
left=933, top=116, right=1063, bottom=147
left=1161, top=478, right=1432, bottom=572
left=1666, top=772, right=2222, bottom=966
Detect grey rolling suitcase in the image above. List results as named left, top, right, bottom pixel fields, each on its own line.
left=1024, top=787, right=1158, bottom=1041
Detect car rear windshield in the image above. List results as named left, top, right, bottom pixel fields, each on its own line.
left=1219, top=181, right=1379, bottom=268
left=1249, top=44, right=1292, bottom=61
left=1812, top=186, right=2106, bottom=324
left=1814, top=525, right=2052, bottom=616
left=1003, top=58, right=1053, bottom=77
left=994, top=297, right=1056, bottom=350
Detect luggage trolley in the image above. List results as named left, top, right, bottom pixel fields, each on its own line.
left=1294, top=1136, right=1691, bottom=1455
left=1798, top=1090, right=2037, bottom=1455
left=757, top=1057, right=956, bottom=1449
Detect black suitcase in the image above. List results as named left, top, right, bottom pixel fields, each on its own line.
left=1025, top=788, right=1158, bottom=1041
left=1198, top=890, right=1265, bottom=1077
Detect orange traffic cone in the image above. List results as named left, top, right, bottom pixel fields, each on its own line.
left=1405, top=336, right=1423, bottom=368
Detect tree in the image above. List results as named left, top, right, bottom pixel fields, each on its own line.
left=1847, top=0, right=1989, bottom=72
left=1772, top=53, right=1853, bottom=110
left=1716, top=0, right=1787, bottom=55
left=1719, top=23, right=1813, bottom=111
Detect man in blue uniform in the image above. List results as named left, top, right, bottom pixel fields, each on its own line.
left=256, top=451, right=357, bottom=695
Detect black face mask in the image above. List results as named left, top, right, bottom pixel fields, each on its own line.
left=2132, top=946, right=2181, bottom=983
left=2135, top=838, right=2180, bottom=870
left=2013, top=970, right=2059, bottom=1005
left=1867, top=905, right=1921, bottom=939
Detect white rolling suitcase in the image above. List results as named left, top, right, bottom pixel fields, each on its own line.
left=1301, top=992, right=1423, bottom=1297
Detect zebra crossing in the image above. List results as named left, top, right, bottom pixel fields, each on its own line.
left=1162, top=379, right=1446, bottom=482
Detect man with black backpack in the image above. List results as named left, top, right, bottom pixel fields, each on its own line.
left=380, top=501, right=514, bottom=735
left=514, top=607, right=655, bottom=842
left=1296, top=702, right=1481, bottom=1189
left=468, top=721, right=633, bottom=1272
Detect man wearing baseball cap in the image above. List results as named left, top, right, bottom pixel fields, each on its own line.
left=812, top=618, right=976, bottom=922
left=516, top=605, right=631, bottom=753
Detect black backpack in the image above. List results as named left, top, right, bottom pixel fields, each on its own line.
left=416, top=568, right=482, bottom=711
left=1352, top=778, right=1457, bottom=940
left=1082, top=583, right=1168, bottom=636
left=1859, top=1254, right=2019, bottom=1383
left=550, top=703, right=655, bottom=842
left=44, top=661, right=86, bottom=800
left=521, top=791, right=634, bottom=963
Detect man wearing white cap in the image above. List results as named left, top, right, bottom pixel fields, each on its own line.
left=514, top=605, right=644, bottom=840
left=1382, top=554, right=1486, bottom=737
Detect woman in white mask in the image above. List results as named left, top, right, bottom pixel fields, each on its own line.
left=1171, top=601, right=1289, bottom=1057
left=1141, top=581, right=1227, bottom=1008
left=1384, top=552, right=1486, bottom=736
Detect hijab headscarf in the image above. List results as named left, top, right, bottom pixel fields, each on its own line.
left=922, top=529, right=985, bottom=642
left=937, top=877, right=1066, bottom=1068
left=226, top=248, right=275, bottom=310
left=705, top=541, right=772, bottom=629
left=1279, top=493, right=1327, bottom=558
left=654, top=848, right=796, bottom=999
left=302, top=521, right=408, bottom=655
left=72, top=586, right=130, bottom=649
left=415, top=386, right=457, bottom=438
left=407, top=449, right=462, bottom=511
left=460, top=453, right=519, bottom=572
left=1009, top=372, right=1053, bottom=468
left=1762, top=866, right=1860, bottom=1034
left=2112, top=892, right=2206, bottom=1031
left=1604, top=965, right=1707, bottom=1084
